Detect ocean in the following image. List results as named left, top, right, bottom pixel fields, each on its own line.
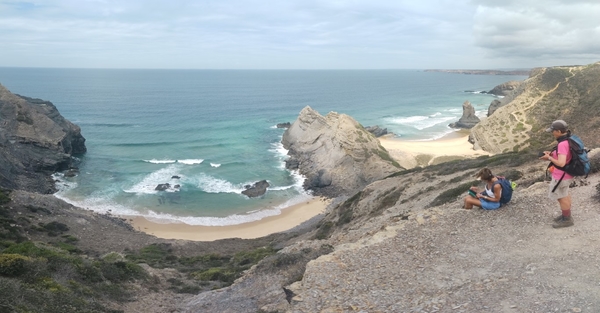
left=0, top=68, right=527, bottom=225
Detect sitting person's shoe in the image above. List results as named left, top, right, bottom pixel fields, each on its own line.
left=552, top=216, right=574, bottom=228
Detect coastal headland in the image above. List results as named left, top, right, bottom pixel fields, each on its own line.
left=424, top=69, right=531, bottom=75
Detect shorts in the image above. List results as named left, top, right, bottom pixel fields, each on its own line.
left=548, top=178, right=572, bottom=200
left=480, top=198, right=501, bottom=210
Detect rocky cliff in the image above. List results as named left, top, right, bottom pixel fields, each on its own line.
left=0, top=84, right=86, bottom=193
left=471, top=62, right=600, bottom=154
left=281, top=106, right=402, bottom=197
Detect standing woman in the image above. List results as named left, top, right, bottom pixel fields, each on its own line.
left=464, top=168, right=502, bottom=210
left=539, top=120, right=574, bottom=228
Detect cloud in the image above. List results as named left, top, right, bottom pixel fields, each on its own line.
left=0, top=0, right=598, bottom=68
left=473, top=0, right=600, bottom=63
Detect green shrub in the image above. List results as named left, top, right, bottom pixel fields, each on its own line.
left=40, top=221, right=69, bottom=236
left=192, top=267, right=236, bottom=283
left=0, top=254, right=31, bottom=276
left=99, top=261, right=146, bottom=283
left=430, top=180, right=479, bottom=207
left=314, top=221, right=333, bottom=240
left=178, top=253, right=229, bottom=269
left=53, top=242, right=81, bottom=254
left=232, top=246, right=276, bottom=269
left=0, top=190, right=10, bottom=205
left=126, top=243, right=176, bottom=268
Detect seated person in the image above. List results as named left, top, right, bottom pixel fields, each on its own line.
left=464, top=168, right=502, bottom=210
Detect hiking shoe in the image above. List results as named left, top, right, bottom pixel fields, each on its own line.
left=553, top=215, right=564, bottom=222
left=552, top=216, right=574, bottom=228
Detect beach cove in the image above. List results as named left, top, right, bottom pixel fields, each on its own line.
left=127, top=129, right=488, bottom=241
left=0, top=68, right=521, bottom=241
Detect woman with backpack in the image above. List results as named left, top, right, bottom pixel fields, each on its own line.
left=539, top=120, right=574, bottom=228
left=464, top=168, right=502, bottom=210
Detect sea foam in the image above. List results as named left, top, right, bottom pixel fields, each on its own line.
left=144, top=159, right=177, bottom=164
left=142, top=193, right=314, bottom=226
left=124, top=165, right=183, bottom=194
left=178, top=159, right=204, bottom=165
left=386, top=115, right=456, bottom=130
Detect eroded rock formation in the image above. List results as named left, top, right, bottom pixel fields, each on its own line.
left=282, top=106, right=401, bottom=197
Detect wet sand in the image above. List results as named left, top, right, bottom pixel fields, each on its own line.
left=125, top=197, right=329, bottom=241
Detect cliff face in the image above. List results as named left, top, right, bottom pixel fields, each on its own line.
left=0, top=84, right=86, bottom=193
left=471, top=62, right=600, bottom=154
left=282, top=106, right=402, bottom=197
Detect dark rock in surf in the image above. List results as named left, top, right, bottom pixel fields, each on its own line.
left=242, top=180, right=270, bottom=198
left=365, top=125, right=388, bottom=137
left=155, top=183, right=171, bottom=191
left=277, top=122, right=291, bottom=129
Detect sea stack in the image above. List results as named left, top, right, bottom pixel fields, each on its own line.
left=282, top=106, right=401, bottom=197
left=449, top=101, right=480, bottom=129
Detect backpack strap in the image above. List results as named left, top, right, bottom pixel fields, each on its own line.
left=551, top=171, right=566, bottom=193
left=545, top=145, right=557, bottom=179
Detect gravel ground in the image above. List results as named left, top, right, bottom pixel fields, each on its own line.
left=288, top=174, right=600, bottom=313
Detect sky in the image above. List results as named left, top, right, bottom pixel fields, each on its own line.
left=1, top=0, right=599, bottom=69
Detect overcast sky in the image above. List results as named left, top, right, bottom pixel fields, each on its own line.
left=1, top=0, right=599, bottom=69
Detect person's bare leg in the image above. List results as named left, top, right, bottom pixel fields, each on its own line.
left=464, top=197, right=480, bottom=210
left=558, top=195, right=571, bottom=217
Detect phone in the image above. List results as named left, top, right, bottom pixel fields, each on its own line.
left=538, top=151, right=545, bottom=157
left=468, top=190, right=477, bottom=197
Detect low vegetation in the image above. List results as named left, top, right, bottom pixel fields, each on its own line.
left=0, top=188, right=283, bottom=311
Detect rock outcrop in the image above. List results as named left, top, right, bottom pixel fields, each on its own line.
left=486, top=80, right=522, bottom=96
left=470, top=62, right=600, bottom=154
left=242, top=180, right=270, bottom=197
left=487, top=99, right=503, bottom=116
left=0, top=84, right=86, bottom=193
left=448, top=101, right=480, bottom=129
left=364, top=125, right=388, bottom=137
left=282, top=106, right=401, bottom=197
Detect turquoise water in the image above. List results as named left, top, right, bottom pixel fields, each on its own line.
left=0, top=68, right=527, bottom=225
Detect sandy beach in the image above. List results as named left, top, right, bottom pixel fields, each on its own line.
left=126, top=197, right=329, bottom=241
left=379, top=130, right=490, bottom=169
